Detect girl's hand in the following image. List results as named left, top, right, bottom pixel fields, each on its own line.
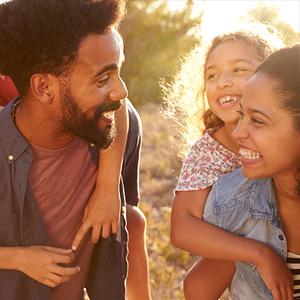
left=72, top=186, right=120, bottom=250
left=17, top=246, right=80, bottom=288
left=255, top=246, right=293, bottom=300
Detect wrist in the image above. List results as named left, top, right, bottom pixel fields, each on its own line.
left=0, top=247, right=25, bottom=271
left=249, top=242, right=271, bottom=267
left=13, top=247, right=26, bottom=272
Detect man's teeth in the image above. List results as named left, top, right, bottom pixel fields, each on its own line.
left=219, top=96, right=239, bottom=105
left=102, top=111, right=114, bottom=118
left=239, top=148, right=261, bottom=160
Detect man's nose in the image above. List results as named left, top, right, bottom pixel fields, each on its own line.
left=109, top=77, right=128, bottom=102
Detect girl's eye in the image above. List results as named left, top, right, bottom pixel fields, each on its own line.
left=206, top=73, right=217, bottom=80
left=234, top=67, right=247, bottom=73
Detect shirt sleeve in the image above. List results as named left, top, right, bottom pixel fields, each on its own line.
left=176, top=135, right=224, bottom=191
left=121, top=101, right=142, bottom=206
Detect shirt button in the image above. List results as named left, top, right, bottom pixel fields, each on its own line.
left=278, top=234, right=284, bottom=241
left=8, top=154, right=14, bottom=161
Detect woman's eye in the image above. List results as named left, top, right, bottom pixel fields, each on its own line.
left=251, top=117, right=265, bottom=125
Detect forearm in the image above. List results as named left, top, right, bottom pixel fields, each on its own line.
left=97, top=100, right=128, bottom=186
left=0, top=247, right=22, bottom=270
left=172, top=213, right=269, bottom=266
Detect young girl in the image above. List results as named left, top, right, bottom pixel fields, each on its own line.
left=164, top=23, right=288, bottom=299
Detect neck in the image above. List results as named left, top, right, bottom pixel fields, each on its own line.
left=212, top=122, right=239, bottom=154
left=274, top=171, right=300, bottom=207
left=15, top=99, right=74, bottom=149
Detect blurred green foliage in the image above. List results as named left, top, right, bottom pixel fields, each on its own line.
left=245, top=4, right=300, bottom=45
left=120, top=0, right=201, bottom=106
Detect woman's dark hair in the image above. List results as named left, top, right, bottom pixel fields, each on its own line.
left=0, top=0, right=126, bottom=95
left=255, top=44, right=300, bottom=193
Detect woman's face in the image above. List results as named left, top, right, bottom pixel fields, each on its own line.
left=205, top=40, right=260, bottom=125
left=232, top=73, right=300, bottom=179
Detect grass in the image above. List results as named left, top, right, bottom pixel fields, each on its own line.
left=138, top=103, right=196, bottom=300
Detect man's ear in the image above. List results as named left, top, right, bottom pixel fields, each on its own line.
left=29, top=74, right=55, bottom=104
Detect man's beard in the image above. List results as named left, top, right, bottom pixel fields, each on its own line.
left=59, top=84, right=121, bottom=149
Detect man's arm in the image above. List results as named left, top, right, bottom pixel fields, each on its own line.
left=0, top=246, right=79, bottom=287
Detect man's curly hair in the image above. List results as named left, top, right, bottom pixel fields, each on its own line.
left=0, top=0, right=126, bottom=95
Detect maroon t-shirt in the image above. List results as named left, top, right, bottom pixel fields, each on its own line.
left=0, top=75, right=19, bottom=105
left=29, top=137, right=97, bottom=300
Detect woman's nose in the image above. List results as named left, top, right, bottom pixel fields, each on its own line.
left=232, top=119, right=248, bottom=142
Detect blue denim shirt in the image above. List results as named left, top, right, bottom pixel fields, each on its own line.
left=0, top=100, right=127, bottom=300
left=203, top=168, right=287, bottom=300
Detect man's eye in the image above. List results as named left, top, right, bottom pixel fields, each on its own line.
left=97, top=76, right=109, bottom=86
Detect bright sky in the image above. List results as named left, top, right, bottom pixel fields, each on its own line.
left=0, top=0, right=299, bottom=38
left=168, top=0, right=300, bottom=40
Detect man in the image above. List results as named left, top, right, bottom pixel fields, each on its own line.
left=0, top=0, right=128, bottom=299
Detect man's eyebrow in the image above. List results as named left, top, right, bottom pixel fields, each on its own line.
left=93, top=57, right=125, bottom=78
left=93, top=63, right=119, bottom=78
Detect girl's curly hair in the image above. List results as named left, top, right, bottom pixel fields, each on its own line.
left=162, top=22, right=284, bottom=158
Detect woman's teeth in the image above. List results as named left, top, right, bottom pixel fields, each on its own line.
left=218, top=95, right=239, bottom=105
left=239, top=148, right=261, bottom=160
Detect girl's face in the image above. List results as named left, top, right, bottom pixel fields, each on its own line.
left=205, top=40, right=261, bottom=125
left=232, top=73, right=300, bottom=180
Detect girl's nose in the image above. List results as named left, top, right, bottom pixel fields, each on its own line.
left=217, top=73, right=233, bottom=89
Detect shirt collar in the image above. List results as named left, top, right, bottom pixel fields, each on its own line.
left=0, top=98, right=31, bottom=164
left=249, top=177, right=278, bottom=222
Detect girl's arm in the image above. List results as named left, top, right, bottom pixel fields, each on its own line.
left=171, top=190, right=293, bottom=299
left=72, top=100, right=128, bottom=250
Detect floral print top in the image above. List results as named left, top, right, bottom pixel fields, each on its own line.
left=176, top=131, right=242, bottom=191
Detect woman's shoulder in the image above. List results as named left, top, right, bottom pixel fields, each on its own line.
left=211, top=168, right=272, bottom=212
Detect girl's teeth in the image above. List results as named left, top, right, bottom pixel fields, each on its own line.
left=219, top=96, right=239, bottom=105
left=239, top=148, right=261, bottom=160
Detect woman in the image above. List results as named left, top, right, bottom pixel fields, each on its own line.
left=203, top=45, right=300, bottom=299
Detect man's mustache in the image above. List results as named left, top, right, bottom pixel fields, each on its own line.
left=94, top=101, right=123, bottom=120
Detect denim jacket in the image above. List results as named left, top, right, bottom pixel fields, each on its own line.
left=0, top=100, right=127, bottom=300
left=203, top=168, right=287, bottom=300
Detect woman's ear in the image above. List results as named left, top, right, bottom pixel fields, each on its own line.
left=29, top=74, right=54, bottom=104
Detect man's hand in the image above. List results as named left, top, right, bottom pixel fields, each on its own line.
left=72, top=186, right=121, bottom=250
left=17, top=246, right=80, bottom=288
left=255, top=245, right=293, bottom=300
